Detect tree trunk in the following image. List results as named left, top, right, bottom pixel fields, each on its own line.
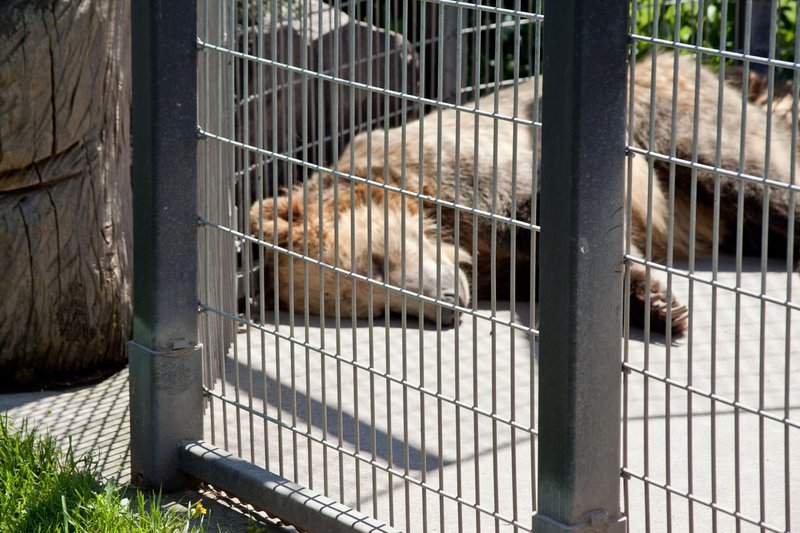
left=0, top=0, right=132, bottom=389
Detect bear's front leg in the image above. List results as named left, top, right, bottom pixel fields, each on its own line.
left=627, top=263, right=688, bottom=336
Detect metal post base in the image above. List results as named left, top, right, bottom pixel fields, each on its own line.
left=532, top=510, right=627, bottom=533
left=179, top=440, right=400, bottom=533
left=128, top=341, right=203, bottom=491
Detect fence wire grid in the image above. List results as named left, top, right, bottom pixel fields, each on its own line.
left=188, top=1, right=800, bottom=532
left=622, top=1, right=799, bottom=533
left=199, top=1, right=541, bottom=531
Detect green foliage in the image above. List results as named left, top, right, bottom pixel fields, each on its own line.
left=775, top=1, right=799, bottom=56
left=632, top=0, right=797, bottom=72
left=0, top=417, right=207, bottom=533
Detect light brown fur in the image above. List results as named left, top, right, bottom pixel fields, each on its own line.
left=726, top=65, right=799, bottom=131
left=251, top=53, right=800, bottom=333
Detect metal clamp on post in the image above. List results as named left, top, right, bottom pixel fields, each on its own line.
left=129, top=342, right=203, bottom=489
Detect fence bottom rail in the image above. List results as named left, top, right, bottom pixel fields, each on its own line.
left=178, top=440, right=399, bottom=533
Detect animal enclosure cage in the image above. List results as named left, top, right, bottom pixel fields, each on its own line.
left=206, top=2, right=545, bottom=530
left=621, top=1, right=800, bottom=532
left=128, top=1, right=799, bottom=532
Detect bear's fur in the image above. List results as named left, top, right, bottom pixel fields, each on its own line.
left=249, top=53, right=800, bottom=334
left=725, top=65, right=799, bottom=131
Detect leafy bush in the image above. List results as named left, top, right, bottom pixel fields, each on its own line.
left=633, top=0, right=797, bottom=72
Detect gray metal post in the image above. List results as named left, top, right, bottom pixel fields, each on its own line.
left=436, top=3, right=465, bottom=105
left=129, top=0, right=202, bottom=491
left=532, top=1, right=628, bottom=532
left=736, top=0, right=774, bottom=73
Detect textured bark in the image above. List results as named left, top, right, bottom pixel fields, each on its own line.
left=0, top=0, right=132, bottom=388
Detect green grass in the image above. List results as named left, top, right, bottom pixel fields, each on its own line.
left=0, top=416, right=208, bottom=533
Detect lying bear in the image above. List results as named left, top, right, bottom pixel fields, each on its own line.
left=250, top=53, right=800, bottom=334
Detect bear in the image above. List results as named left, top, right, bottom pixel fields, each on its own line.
left=249, top=53, right=800, bottom=334
left=725, top=64, right=799, bottom=132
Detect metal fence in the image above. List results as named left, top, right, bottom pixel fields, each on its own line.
left=129, top=1, right=798, bottom=532
left=203, top=2, right=549, bottom=530
left=622, top=1, right=800, bottom=532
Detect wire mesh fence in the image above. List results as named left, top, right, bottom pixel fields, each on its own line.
left=197, top=1, right=542, bottom=531
left=622, top=1, right=800, bottom=532
left=130, top=0, right=798, bottom=531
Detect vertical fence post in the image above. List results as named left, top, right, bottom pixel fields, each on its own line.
left=736, top=0, right=774, bottom=73
left=128, top=0, right=202, bottom=491
left=532, top=1, right=629, bottom=532
left=436, top=4, right=464, bottom=105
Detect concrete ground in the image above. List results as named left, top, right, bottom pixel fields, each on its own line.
left=2, top=256, right=798, bottom=532
left=206, top=256, right=800, bottom=532
left=622, top=258, right=800, bottom=533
